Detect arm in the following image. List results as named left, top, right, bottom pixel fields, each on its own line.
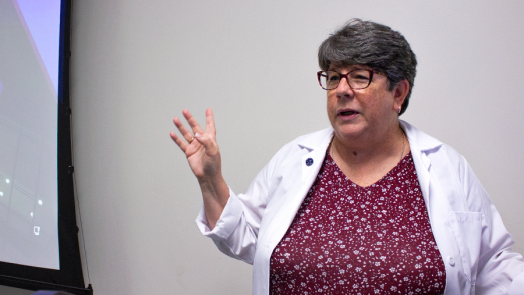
left=172, top=108, right=281, bottom=264
left=460, top=158, right=524, bottom=294
left=170, top=108, right=229, bottom=229
left=195, top=164, right=272, bottom=264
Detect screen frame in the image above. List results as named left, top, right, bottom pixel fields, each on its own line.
left=0, top=0, right=92, bottom=293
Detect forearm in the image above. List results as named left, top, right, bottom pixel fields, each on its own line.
left=198, top=174, right=230, bottom=229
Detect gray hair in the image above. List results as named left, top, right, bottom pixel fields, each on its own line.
left=318, top=19, right=417, bottom=115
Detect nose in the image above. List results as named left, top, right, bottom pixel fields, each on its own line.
left=335, top=76, right=354, bottom=98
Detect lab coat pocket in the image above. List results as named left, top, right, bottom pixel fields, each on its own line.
left=448, top=211, right=483, bottom=285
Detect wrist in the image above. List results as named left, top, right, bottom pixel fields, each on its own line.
left=198, top=175, right=229, bottom=204
left=197, top=174, right=225, bottom=189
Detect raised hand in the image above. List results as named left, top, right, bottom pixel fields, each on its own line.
left=170, top=108, right=228, bottom=228
left=170, top=108, right=221, bottom=180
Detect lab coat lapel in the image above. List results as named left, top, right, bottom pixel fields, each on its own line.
left=401, top=120, right=442, bottom=216
left=410, top=148, right=432, bottom=217
left=301, top=147, right=327, bottom=181
left=263, top=129, right=333, bottom=256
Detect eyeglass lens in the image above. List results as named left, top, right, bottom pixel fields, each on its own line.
left=318, top=70, right=373, bottom=90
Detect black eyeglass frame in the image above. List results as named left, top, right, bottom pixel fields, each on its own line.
left=317, top=69, right=386, bottom=90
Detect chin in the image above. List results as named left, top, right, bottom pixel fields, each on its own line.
left=335, top=127, right=365, bottom=139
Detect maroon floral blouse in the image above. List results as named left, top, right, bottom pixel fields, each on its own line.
left=270, top=152, right=446, bottom=294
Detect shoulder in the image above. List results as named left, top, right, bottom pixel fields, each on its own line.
left=273, top=127, right=333, bottom=157
left=402, top=120, right=467, bottom=181
left=292, top=127, right=334, bottom=149
left=402, top=121, right=488, bottom=211
left=401, top=120, right=463, bottom=161
left=264, top=127, right=333, bottom=172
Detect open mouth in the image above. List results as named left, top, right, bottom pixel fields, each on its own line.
left=339, top=110, right=359, bottom=116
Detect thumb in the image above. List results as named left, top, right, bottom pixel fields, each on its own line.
left=194, top=132, right=219, bottom=156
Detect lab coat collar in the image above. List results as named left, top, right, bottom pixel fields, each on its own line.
left=296, top=127, right=334, bottom=152
left=400, top=120, right=443, bottom=153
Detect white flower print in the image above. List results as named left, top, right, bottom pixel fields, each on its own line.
left=269, top=152, right=445, bottom=294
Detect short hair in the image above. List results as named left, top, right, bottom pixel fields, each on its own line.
left=318, top=19, right=417, bottom=115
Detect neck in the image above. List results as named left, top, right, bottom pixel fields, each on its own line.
left=331, top=123, right=405, bottom=166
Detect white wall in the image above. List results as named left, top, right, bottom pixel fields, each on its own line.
left=4, top=0, right=524, bottom=294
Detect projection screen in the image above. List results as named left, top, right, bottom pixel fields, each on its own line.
left=0, top=0, right=60, bottom=270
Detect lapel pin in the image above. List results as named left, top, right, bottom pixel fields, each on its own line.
left=305, top=158, right=314, bottom=166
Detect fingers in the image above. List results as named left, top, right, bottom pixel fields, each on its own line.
left=171, top=108, right=216, bottom=151
left=173, top=116, right=195, bottom=143
left=205, top=108, right=216, bottom=135
left=169, top=131, right=188, bottom=152
left=183, top=109, right=205, bottom=136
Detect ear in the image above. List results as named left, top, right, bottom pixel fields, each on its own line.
left=393, top=80, right=409, bottom=111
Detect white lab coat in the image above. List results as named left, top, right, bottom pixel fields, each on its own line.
left=196, top=121, right=524, bottom=295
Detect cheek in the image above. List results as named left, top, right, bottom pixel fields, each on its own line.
left=326, top=93, right=336, bottom=114
left=365, top=90, right=393, bottom=114
left=327, top=98, right=333, bottom=109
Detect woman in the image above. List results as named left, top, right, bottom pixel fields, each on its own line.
left=170, top=19, right=524, bottom=294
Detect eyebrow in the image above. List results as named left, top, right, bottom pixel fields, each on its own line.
left=328, top=65, right=372, bottom=72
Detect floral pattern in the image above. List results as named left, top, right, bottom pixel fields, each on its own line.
left=270, top=152, right=446, bottom=294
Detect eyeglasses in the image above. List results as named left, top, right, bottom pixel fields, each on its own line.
left=317, top=69, right=385, bottom=90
